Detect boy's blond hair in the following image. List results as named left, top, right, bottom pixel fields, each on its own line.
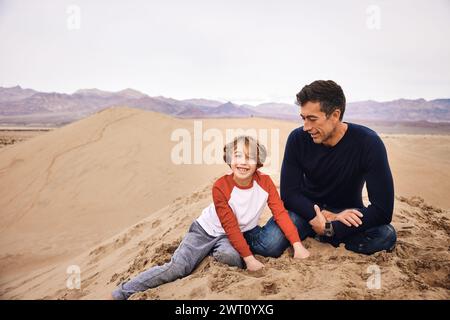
left=223, top=135, right=267, bottom=169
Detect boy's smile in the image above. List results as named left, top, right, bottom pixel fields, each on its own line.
left=231, top=147, right=257, bottom=186
left=236, top=165, right=251, bottom=175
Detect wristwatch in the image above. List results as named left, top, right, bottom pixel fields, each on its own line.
left=324, top=221, right=335, bottom=237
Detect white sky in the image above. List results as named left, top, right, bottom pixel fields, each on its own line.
left=0, top=0, right=449, bottom=104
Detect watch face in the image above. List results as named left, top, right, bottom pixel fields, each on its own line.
left=325, top=222, right=333, bottom=237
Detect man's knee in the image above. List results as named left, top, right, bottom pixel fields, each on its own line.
left=380, top=224, right=397, bottom=251
left=213, top=250, right=244, bottom=268
left=344, top=224, right=397, bottom=255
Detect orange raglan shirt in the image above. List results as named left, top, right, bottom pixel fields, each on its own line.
left=196, top=170, right=300, bottom=257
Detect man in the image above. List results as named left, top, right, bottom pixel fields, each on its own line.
left=234, top=80, right=396, bottom=258
left=279, top=80, right=397, bottom=255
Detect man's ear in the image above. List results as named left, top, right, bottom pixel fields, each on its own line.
left=332, top=109, right=341, bottom=121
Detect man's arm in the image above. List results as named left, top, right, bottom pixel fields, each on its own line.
left=331, top=135, right=394, bottom=239
left=280, top=131, right=316, bottom=221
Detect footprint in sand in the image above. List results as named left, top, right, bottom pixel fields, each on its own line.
left=88, top=234, right=131, bottom=265
left=151, top=219, right=161, bottom=228
left=208, top=271, right=245, bottom=293
left=188, top=286, right=207, bottom=298
left=261, top=281, right=279, bottom=296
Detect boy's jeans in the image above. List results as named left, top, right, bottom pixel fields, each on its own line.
left=244, top=211, right=397, bottom=257
left=112, top=221, right=243, bottom=300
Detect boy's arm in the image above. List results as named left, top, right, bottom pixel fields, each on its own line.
left=212, top=186, right=253, bottom=258
left=265, top=176, right=301, bottom=245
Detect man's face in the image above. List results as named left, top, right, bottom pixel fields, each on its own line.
left=300, top=101, right=340, bottom=145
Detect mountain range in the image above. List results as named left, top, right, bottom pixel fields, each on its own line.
left=0, top=85, right=449, bottom=126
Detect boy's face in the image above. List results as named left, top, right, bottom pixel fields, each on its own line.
left=230, top=142, right=257, bottom=181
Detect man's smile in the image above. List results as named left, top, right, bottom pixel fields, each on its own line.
left=309, top=131, right=319, bottom=139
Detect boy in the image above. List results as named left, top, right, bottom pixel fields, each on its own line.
left=111, top=135, right=309, bottom=300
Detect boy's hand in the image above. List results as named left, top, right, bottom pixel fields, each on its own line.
left=243, top=255, right=265, bottom=271
left=292, top=242, right=310, bottom=259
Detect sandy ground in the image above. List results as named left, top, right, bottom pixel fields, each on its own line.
left=0, top=107, right=449, bottom=299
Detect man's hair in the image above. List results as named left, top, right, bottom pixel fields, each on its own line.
left=296, top=80, right=346, bottom=120
left=223, top=135, right=267, bottom=169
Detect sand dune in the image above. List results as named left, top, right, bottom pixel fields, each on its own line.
left=0, top=107, right=229, bottom=280
left=1, top=184, right=448, bottom=299
left=0, top=107, right=449, bottom=299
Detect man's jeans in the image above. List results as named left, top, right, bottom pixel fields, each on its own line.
left=244, top=211, right=397, bottom=257
left=112, top=221, right=243, bottom=300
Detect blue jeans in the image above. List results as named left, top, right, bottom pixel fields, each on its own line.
left=243, top=211, right=397, bottom=257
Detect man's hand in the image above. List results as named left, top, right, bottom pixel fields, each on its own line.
left=321, top=210, right=337, bottom=221
left=243, top=255, right=265, bottom=271
left=292, top=242, right=310, bottom=259
left=309, top=205, right=327, bottom=235
left=335, top=209, right=363, bottom=227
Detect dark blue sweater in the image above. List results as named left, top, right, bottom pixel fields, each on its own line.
left=280, top=122, right=394, bottom=239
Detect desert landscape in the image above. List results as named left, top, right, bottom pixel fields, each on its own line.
left=0, top=106, right=449, bottom=300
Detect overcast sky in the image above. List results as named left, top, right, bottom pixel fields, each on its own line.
left=0, top=0, right=449, bottom=104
